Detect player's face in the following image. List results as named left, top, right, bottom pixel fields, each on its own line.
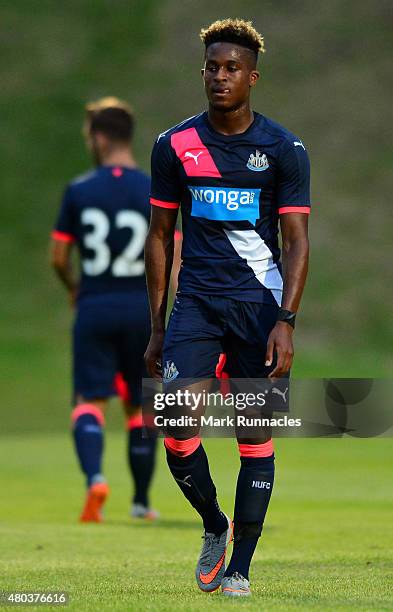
left=202, top=43, right=259, bottom=111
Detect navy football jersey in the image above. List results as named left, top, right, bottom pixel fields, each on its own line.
left=150, top=112, right=310, bottom=305
left=53, top=166, right=150, bottom=299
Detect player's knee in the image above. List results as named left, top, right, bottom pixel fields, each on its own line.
left=164, top=436, right=201, bottom=457
left=71, top=403, right=105, bottom=428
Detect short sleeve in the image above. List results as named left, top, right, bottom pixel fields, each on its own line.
left=150, top=134, right=181, bottom=209
left=276, top=139, right=311, bottom=215
left=51, top=185, right=76, bottom=241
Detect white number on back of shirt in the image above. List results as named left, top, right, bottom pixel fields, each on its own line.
left=81, top=208, right=148, bottom=277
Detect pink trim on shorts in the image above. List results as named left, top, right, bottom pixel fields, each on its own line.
left=215, top=353, right=230, bottom=395
left=114, top=372, right=131, bottom=402
left=215, top=353, right=226, bottom=378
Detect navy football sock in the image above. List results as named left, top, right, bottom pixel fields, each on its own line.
left=72, top=413, right=104, bottom=487
left=166, top=443, right=228, bottom=536
left=225, top=453, right=275, bottom=579
left=128, top=426, right=157, bottom=507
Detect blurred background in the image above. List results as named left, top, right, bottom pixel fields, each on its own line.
left=1, top=0, right=392, bottom=426
left=1, top=4, right=392, bottom=609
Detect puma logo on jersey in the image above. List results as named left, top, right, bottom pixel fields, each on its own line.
left=272, top=386, right=289, bottom=402
left=294, top=140, right=305, bottom=150
left=185, top=151, right=203, bottom=165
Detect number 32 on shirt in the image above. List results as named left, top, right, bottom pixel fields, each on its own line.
left=81, top=208, right=148, bottom=277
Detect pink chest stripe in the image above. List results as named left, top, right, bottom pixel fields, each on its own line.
left=170, top=128, right=221, bottom=178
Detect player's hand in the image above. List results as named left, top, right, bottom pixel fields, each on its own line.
left=265, top=321, right=294, bottom=378
left=144, top=330, right=165, bottom=380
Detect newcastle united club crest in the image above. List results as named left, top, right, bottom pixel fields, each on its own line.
left=247, top=150, right=269, bottom=172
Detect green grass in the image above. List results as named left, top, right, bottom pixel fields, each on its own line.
left=1, top=434, right=392, bottom=610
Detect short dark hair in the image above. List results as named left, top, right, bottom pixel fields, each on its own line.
left=85, top=97, right=134, bottom=142
left=200, top=18, right=265, bottom=58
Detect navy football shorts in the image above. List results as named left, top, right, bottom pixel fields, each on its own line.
left=163, top=294, right=281, bottom=380
left=73, top=293, right=150, bottom=404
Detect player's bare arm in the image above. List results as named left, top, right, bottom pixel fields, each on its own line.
left=50, top=238, right=78, bottom=306
left=169, top=231, right=182, bottom=295
left=265, top=213, right=309, bottom=377
left=144, top=206, right=178, bottom=379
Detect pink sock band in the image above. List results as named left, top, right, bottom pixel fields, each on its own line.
left=164, top=436, right=201, bottom=457
left=238, top=440, right=274, bottom=458
left=127, top=413, right=144, bottom=430
left=71, top=404, right=105, bottom=427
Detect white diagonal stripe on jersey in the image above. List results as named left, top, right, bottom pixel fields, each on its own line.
left=224, top=229, right=283, bottom=305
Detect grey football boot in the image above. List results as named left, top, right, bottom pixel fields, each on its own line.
left=221, top=571, right=251, bottom=597
left=130, top=503, right=159, bottom=520
left=195, top=515, right=233, bottom=592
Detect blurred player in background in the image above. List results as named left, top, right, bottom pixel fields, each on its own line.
left=51, top=97, right=168, bottom=522
left=145, top=20, right=310, bottom=597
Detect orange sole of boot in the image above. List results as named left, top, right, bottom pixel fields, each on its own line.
left=80, top=482, right=109, bottom=522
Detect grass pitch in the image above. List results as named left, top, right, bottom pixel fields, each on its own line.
left=0, top=434, right=392, bottom=611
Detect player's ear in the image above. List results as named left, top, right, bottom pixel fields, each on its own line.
left=249, top=70, right=260, bottom=87
left=95, top=132, right=106, bottom=148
